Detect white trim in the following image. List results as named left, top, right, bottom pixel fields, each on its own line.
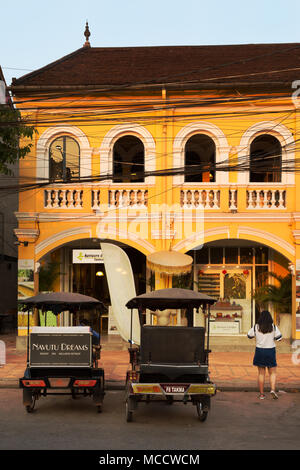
left=36, top=126, right=92, bottom=180
left=96, top=223, right=156, bottom=254
left=99, top=123, right=156, bottom=185
left=237, top=121, right=295, bottom=185
left=237, top=226, right=295, bottom=256
left=173, top=227, right=230, bottom=251
left=35, top=226, right=92, bottom=256
left=173, top=121, right=230, bottom=185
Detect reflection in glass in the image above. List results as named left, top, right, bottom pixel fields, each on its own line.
left=225, top=247, right=238, bottom=264
left=49, top=136, right=80, bottom=181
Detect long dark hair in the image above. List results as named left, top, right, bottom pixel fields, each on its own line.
left=257, top=310, right=274, bottom=334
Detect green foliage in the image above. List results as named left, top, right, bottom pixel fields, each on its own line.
left=172, top=272, right=193, bottom=289
left=39, top=261, right=61, bottom=292
left=252, top=272, right=292, bottom=314
left=0, top=107, right=36, bottom=175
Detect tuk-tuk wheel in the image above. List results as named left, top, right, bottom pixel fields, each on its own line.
left=23, top=389, right=36, bottom=413
left=196, top=402, right=208, bottom=422
left=97, top=404, right=102, bottom=413
left=166, top=395, right=174, bottom=405
left=125, top=400, right=133, bottom=422
left=25, top=396, right=36, bottom=413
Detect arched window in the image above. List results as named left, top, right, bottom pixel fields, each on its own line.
left=113, top=135, right=144, bottom=183
left=250, top=135, right=282, bottom=183
left=49, top=136, right=80, bottom=182
left=184, top=134, right=216, bottom=183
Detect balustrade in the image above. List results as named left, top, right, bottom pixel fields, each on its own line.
left=180, top=189, right=220, bottom=209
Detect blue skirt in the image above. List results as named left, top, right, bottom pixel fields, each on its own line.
left=253, top=347, right=277, bottom=368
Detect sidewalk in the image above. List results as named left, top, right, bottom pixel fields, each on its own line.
left=0, top=333, right=299, bottom=392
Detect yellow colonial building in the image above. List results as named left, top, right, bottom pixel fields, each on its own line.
left=11, top=29, right=300, bottom=342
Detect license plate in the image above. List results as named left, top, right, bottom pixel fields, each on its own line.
left=161, top=384, right=189, bottom=394
left=48, top=378, right=70, bottom=388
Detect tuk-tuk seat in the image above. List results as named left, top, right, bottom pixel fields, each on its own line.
left=140, top=325, right=206, bottom=365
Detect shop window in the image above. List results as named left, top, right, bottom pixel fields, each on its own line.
left=195, top=247, right=209, bottom=264
left=224, top=247, right=238, bottom=264
left=240, top=247, right=253, bottom=265
left=250, top=135, right=282, bottom=183
left=255, top=246, right=268, bottom=265
left=113, top=135, right=144, bottom=183
left=49, top=136, right=80, bottom=182
left=184, top=134, right=216, bottom=183
left=210, top=247, right=223, bottom=264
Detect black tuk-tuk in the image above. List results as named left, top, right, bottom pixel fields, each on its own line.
left=125, top=288, right=217, bottom=422
left=18, top=292, right=105, bottom=413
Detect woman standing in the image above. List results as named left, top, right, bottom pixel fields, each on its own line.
left=247, top=310, right=282, bottom=399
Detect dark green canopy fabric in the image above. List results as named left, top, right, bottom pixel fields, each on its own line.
left=19, top=292, right=105, bottom=314
left=126, top=288, right=216, bottom=311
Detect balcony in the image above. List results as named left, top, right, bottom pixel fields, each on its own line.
left=43, top=186, right=148, bottom=211
left=42, top=185, right=289, bottom=213
left=179, top=186, right=289, bottom=211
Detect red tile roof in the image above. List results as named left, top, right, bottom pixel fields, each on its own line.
left=11, top=43, right=300, bottom=89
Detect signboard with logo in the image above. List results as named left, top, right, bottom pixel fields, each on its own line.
left=18, top=259, right=34, bottom=299
left=29, top=327, right=92, bottom=367
left=72, top=249, right=104, bottom=264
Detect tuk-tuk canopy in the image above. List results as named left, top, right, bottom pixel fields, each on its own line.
left=126, top=288, right=216, bottom=311
left=19, top=292, right=105, bottom=314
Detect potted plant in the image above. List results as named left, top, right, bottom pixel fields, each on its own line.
left=252, top=272, right=292, bottom=339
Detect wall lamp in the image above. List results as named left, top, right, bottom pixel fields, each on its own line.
left=14, top=241, right=29, bottom=247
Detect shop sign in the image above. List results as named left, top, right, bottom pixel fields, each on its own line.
left=72, top=249, right=104, bottom=264
left=18, top=259, right=34, bottom=299
left=29, top=332, right=92, bottom=367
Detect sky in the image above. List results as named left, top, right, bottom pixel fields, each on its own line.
left=1, top=0, right=300, bottom=86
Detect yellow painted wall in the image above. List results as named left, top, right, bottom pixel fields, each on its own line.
left=14, top=87, right=300, bottom=338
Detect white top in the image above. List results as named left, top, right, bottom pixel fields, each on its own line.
left=247, top=324, right=282, bottom=349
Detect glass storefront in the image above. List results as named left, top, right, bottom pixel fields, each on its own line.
left=187, top=243, right=272, bottom=335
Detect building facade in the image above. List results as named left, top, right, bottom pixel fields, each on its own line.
left=10, top=34, right=300, bottom=340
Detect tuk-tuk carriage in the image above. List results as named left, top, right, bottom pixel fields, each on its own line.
left=125, top=288, right=217, bottom=422
left=18, top=292, right=105, bottom=413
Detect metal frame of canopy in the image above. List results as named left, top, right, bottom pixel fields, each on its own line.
left=18, top=292, right=106, bottom=413
left=126, top=287, right=216, bottom=354
left=124, top=288, right=217, bottom=422
left=19, top=292, right=105, bottom=366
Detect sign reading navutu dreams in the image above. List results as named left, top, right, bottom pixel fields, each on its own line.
left=29, top=333, right=92, bottom=367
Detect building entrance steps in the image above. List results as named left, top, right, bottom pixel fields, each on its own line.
left=0, top=333, right=299, bottom=391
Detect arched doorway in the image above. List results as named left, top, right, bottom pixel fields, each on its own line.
left=38, top=238, right=146, bottom=336
left=185, top=239, right=291, bottom=335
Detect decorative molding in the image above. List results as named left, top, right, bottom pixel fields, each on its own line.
left=173, top=227, right=230, bottom=251
left=14, top=228, right=39, bottom=241
left=293, top=230, right=300, bottom=240
left=99, top=123, right=156, bottom=185
left=96, top=224, right=156, bottom=254
left=36, top=126, right=92, bottom=180
left=237, top=226, right=295, bottom=257
left=35, top=226, right=92, bottom=256
left=173, top=121, right=230, bottom=185
left=237, top=121, right=295, bottom=185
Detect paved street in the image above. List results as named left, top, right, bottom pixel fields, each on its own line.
left=0, top=389, right=299, bottom=451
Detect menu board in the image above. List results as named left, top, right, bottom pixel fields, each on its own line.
left=198, top=272, right=220, bottom=299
